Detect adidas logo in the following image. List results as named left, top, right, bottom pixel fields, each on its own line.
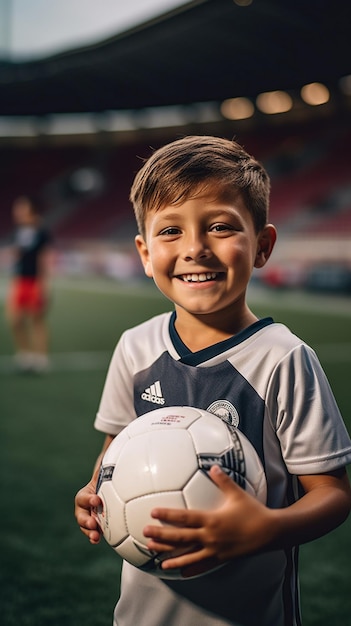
left=141, top=380, right=165, bottom=405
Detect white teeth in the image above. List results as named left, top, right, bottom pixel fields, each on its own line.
left=183, top=272, right=217, bottom=282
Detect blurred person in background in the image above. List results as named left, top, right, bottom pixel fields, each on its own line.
left=5, top=195, right=53, bottom=373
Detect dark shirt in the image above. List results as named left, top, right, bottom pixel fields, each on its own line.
left=14, top=226, right=51, bottom=277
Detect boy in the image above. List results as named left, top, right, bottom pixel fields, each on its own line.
left=75, top=136, right=351, bottom=626
left=6, top=195, right=52, bottom=372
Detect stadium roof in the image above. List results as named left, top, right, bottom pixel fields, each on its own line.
left=0, top=0, right=350, bottom=117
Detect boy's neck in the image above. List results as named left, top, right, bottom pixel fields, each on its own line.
left=173, top=306, right=258, bottom=352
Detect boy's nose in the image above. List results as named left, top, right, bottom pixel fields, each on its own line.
left=183, top=233, right=211, bottom=261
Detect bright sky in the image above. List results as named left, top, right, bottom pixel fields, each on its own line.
left=1, top=0, right=188, bottom=59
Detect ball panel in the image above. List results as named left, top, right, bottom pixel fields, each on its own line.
left=97, top=481, right=127, bottom=546
left=102, top=428, right=131, bottom=465
left=189, top=412, right=232, bottom=454
left=126, top=406, right=203, bottom=437
left=114, top=535, right=152, bottom=567
left=126, top=491, right=186, bottom=546
left=113, top=430, right=197, bottom=501
left=183, top=469, right=225, bottom=510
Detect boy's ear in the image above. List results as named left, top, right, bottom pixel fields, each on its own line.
left=254, top=224, right=277, bottom=268
left=135, top=234, right=153, bottom=278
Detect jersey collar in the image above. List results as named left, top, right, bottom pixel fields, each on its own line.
left=169, top=311, right=274, bottom=365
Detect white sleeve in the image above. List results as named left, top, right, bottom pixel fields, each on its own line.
left=94, top=332, right=136, bottom=435
left=269, top=344, right=351, bottom=475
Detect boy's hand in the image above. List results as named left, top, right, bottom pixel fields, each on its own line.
left=75, top=481, right=103, bottom=544
left=143, top=465, right=273, bottom=578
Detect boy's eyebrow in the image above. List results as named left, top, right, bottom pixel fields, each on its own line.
left=154, top=204, right=244, bottom=220
left=151, top=210, right=183, bottom=222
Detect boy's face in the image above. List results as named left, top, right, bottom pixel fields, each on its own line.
left=135, top=190, right=275, bottom=324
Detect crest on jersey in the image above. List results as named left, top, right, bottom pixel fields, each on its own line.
left=207, top=400, right=239, bottom=428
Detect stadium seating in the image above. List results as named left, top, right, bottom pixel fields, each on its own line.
left=1, top=122, right=350, bottom=244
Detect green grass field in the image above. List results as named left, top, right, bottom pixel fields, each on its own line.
left=1, top=276, right=350, bottom=626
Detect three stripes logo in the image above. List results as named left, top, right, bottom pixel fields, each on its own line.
left=141, top=380, right=165, bottom=405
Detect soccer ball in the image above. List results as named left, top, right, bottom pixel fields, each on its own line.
left=95, top=406, right=266, bottom=579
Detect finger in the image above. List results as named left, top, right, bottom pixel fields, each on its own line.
left=75, top=492, right=101, bottom=509
left=146, top=539, right=178, bottom=552
left=87, top=529, right=102, bottom=544
left=78, top=522, right=100, bottom=539
left=209, top=464, right=243, bottom=492
left=89, top=494, right=102, bottom=507
left=144, top=523, right=200, bottom=545
left=150, top=507, right=204, bottom=527
left=78, top=517, right=102, bottom=543
left=76, top=508, right=98, bottom=529
left=160, top=546, right=210, bottom=571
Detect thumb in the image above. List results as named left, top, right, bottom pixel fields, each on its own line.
left=209, top=464, right=242, bottom=493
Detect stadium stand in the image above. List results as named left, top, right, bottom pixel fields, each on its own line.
left=1, top=120, right=350, bottom=246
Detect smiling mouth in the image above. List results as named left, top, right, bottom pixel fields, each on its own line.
left=178, top=272, right=220, bottom=283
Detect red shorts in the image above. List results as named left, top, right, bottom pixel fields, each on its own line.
left=9, top=277, right=47, bottom=314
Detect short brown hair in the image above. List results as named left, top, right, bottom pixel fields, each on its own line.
left=130, top=135, right=270, bottom=237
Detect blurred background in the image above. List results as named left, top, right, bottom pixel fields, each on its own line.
left=0, top=0, right=351, bottom=292
left=0, top=2, right=350, bottom=625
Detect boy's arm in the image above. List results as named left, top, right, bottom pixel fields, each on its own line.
left=272, top=469, right=351, bottom=546
left=143, top=465, right=351, bottom=578
left=74, top=434, right=115, bottom=544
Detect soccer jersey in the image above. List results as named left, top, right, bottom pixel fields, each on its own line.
left=95, top=312, right=351, bottom=626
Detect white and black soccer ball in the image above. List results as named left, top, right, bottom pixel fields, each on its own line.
left=95, top=406, right=266, bottom=579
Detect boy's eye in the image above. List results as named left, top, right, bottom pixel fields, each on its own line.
left=210, top=223, right=234, bottom=232
left=159, top=227, right=181, bottom=236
